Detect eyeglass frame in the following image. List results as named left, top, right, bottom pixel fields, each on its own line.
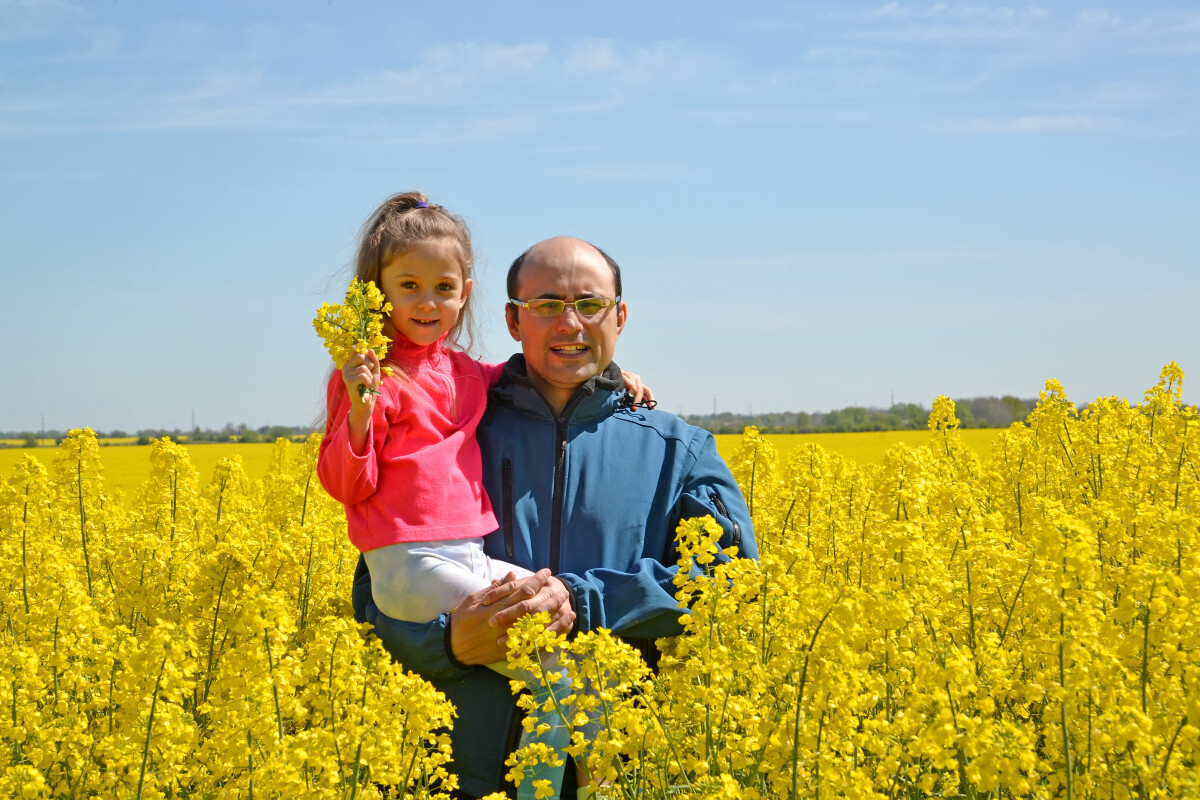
left=506, top=296, right=622, bottom=318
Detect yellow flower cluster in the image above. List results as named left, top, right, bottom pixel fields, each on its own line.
left=313, top=279, right=394, bottom=395
left=500, top=363, right=1200, bottom=800
left=1, top=431, right=459, bottom=799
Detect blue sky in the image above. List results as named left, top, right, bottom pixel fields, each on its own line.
left=2, top=0, right=1197, bottom=433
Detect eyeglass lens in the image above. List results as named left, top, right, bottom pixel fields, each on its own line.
left=528, top=298, right=613, bottom=317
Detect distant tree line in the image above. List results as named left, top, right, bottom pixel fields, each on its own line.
left=684, top=396, right=1039, bottom=435
left=1, top=423, right=313, bottom=447
left=1, top=395, right=1041, bottom=446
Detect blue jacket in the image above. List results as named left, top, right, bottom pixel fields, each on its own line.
left=352, top=357, right=755, bottom=798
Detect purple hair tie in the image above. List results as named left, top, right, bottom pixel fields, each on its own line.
left=415, top=201, right=428, bottom=209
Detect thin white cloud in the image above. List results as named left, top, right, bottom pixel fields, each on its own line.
left=577, top=40, right=726, bottom=89
left=564, top=38, right=622, bottom=74
left=554, top=161, right=688, bottom=180
left=290, top=39, right=732, bottom=111
left=854, top=3, right=1051, bottom=43
left=289, top=42, right=549, bottom=107
left=805, top=45, right=899, bottom=62
left=308, top=113, right=540, bottom=148
left=1, top=35, right=734, bottom=138
left=0, top=0, right=84, bottom=39
left=948, top=113, right=1116, bottom=133
left=871, top=4, right=1050, bottom=22
left=1082, top=85, right=1158, bottom=109
left=1078, top=10, right=1121, bottom=29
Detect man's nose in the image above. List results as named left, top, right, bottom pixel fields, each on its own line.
left=555, top=305, right=584, bottom=331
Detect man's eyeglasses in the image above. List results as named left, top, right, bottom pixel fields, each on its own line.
left=508, top=296, right=621, bottom=318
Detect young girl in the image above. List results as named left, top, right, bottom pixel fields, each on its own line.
left=317, top=192, right=639, bottom=799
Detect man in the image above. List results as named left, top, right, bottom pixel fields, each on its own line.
left=353, top=236, right=756, bottom=798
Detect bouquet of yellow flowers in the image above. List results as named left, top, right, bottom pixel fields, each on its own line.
left=313, top=279, right=393, bottom=398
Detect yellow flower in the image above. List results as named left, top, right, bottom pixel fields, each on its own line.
left=312, top=278, right=393, bottom=397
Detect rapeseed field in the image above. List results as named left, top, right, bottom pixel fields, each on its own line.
left=2, top=364, right=1196, bottom=798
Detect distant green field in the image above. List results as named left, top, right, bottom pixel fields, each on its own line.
left=3, top=429, right=1009, bottom=496
left=0, top=442, right=289, bottom=497
left=713, top=428, right=1002, bottom=466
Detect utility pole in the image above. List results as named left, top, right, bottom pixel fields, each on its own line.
left=41, top=415, right=45, bottom=447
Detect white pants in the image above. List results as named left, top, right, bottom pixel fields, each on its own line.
left=364, top=537, right=533, bottom=624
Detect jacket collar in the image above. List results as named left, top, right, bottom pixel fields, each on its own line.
left=490, top=355, right=625, bottom=422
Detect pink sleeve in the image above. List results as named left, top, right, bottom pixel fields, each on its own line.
left=479, top=359, right=506, bottom=388
left=316, top=373, right=385, bottom=506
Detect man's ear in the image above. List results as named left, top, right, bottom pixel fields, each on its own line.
left=505, top=303, right=521, bottom=341
left=615, top=300, right=628, bottom=337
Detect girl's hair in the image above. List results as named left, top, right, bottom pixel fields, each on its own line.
left=354, top=191, right=479, bottom=354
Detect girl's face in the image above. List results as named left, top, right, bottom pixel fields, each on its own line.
left=378, top=238, right=472, bottom=347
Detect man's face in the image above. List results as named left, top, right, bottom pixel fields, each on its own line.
left=506, top=237, right=627, bottom=413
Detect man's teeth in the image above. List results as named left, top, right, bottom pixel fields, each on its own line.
left=554, top=345, right=586, bottom=352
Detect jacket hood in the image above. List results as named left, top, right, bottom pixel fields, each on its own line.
left=489, top=355, right=625, bottom=422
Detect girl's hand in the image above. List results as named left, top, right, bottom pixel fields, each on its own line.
left=342, top=350, right=382, bottom=406
left=621, top=370, right=655, bottom=408
left=342, top=351, right=381, bottom=453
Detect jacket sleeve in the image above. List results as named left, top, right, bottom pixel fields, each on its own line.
left=556, top=430, right=756, bottom=639
left=316, top=374, right=387, bottom=506
left=351, top=555, right=475, bottom=681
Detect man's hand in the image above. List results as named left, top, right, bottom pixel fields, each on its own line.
left=448, top=569, right=575, bottom=665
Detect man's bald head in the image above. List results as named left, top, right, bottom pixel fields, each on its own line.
left=506, top=236, right=622, bottom=302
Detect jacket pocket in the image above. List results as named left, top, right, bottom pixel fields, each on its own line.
left=709, top=490, right=742, bottom=549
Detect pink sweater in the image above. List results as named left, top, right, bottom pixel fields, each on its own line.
left=317, top=334, right=505, bottom=553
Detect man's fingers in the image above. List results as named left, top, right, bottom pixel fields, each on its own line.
left=477, top=569, right=548, bottom=608
left=543, top=608, right=576, bottom=635
left=488, top=578, right=569, bottom=629
left=477, top=580, right=519, bottom=607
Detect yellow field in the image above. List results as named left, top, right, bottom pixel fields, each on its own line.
left=1, top=429, right=1007, bottom=495
left=0, top=441, right=287, bottom=496
left=4, top=367, right=1196, bottom=798
left=714, top=427, right=1001, bottom=465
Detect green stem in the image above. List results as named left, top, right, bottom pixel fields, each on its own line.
left=263, top=629, right=285, bottom=741
left=135, top=655, right=169, bottom=800
left=1141, top=582, right=1156, bottom=715
left=20, top=482, right=31, bottom=615
left=202, top=560, right=232, bottom=704
left=789, top=598, right=838, bottom=800
left=77, top=455, right=94, bottom=599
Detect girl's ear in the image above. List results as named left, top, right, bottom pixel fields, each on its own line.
left=460, top=277, right=474, bottom=302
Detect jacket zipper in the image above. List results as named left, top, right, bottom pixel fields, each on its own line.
left=710, top=491, right=742, bottom=549
left=549, top=417, right=567, bottom=574
left=502, top=458, right=515, bottom=558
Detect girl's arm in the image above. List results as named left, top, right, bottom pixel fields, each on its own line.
left=480, top=358, right=654, bottom=405
left=341, top=350, right=383, bottom=453
left=316, top=362, right=388, bottom=506
left=620, top=370, right=654, bottom=407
